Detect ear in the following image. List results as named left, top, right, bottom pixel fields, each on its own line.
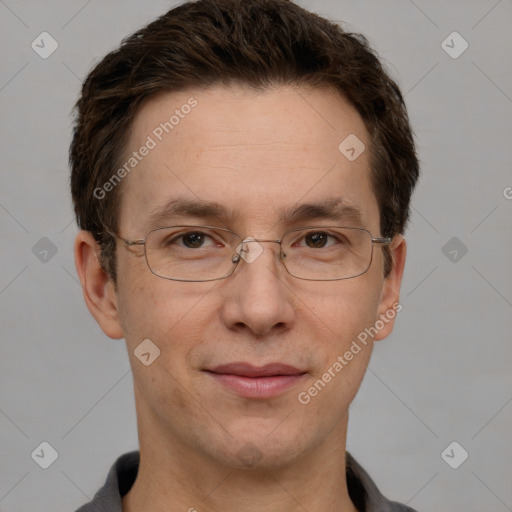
left=374, top=235, right=406, bottom=341
left=74, top=230, right=124, bottom=339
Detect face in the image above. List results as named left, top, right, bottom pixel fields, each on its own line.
left=82, top=84, right=405, bottom=470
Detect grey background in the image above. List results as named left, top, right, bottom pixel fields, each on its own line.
left=1, top=0, right=511, bottom=511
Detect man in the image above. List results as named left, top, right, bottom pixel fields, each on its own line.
left=71, top=0, right=419, bottom=510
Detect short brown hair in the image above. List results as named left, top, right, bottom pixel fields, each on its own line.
left=70, top=0, right=419, bottom=282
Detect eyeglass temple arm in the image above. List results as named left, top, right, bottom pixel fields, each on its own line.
left=123, top=239, right=145, bottom=246
left=101, top=228, right=145, bottom=247
left=372, top=236, right=392, bottom=245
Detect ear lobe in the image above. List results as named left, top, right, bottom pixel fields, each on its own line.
left=374, top=235, right=407, bottom=342
left=74, top=230, right=124, bottom=339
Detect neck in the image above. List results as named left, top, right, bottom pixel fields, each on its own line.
left=122, top=390, right=358, bottom=512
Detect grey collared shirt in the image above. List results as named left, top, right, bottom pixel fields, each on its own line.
left=75, top=451, right=417, bottom=512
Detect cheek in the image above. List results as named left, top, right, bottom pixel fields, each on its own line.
left=118, top=277, right=216, bottom=411
left=299, top=275, right=382, bottom=339
left=116, top=254, right=218, bottom=344
left=298, top=278, right=382, bottom=390
left=296, top=297, right=378, bottom=422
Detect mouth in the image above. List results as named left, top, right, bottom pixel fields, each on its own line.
left=204, top=362, right=308, bottom=399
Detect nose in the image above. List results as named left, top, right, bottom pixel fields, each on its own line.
left=219, top=239, right=296, bottom=337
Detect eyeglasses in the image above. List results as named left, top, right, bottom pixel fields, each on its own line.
left=112, top=225, right=392, bottom=282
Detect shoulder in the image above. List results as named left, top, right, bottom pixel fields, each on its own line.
left=346, top=452, right=418, bottom=512
left=74, top=451, right=140, bottom=512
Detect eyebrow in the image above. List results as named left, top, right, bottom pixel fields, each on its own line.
left=281, top=198, right=363, bottom=225
left=145, top=198, right=230, bottom=230
left=144, top=197, right=363, bottom=230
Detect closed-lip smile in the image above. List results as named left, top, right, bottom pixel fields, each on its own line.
left=204, top=362, right=307, bottom=398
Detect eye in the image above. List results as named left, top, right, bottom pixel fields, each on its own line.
left=302, top=231, right=337, bottom=249
left=162, top=231, right=219, bottom=249
left=179, top=231, right=216, bottom=248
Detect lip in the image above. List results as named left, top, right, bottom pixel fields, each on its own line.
left=205, top=362, right=307, bottom=399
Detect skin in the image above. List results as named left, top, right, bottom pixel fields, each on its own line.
left=75, top=84, right=406, bottom=512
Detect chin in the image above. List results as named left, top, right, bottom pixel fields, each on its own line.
left=206, top=421, right=311, bottom=470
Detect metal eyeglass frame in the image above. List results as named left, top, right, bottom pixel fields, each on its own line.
left=107, top=225, right=392, bottom=282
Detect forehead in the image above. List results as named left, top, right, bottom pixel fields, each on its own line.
left=118, top=84, right=378, bottom=233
